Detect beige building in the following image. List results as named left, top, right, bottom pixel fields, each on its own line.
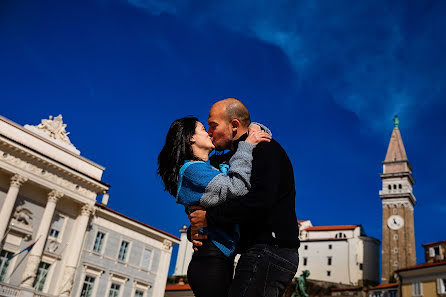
left=0, top=115, right=179, bottom=297
left=396, top=261, right=446, bottom=297
left=423, top=240, right=446, bottom=264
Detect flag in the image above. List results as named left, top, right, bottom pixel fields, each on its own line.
left=7, top=236, right=40, bottom=261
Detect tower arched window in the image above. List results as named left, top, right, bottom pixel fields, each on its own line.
left=388, top=185, right=391, bottom=190
left=399, top=184, right=402, bottom=189
left=393, top=184, right=397, bottom=189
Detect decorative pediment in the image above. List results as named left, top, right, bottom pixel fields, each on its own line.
left=25, top=115, right=80, bottom=154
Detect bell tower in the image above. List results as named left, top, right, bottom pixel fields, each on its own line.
left=379, top=116, right=416, bottom=283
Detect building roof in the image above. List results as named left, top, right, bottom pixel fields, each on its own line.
left=422, top=240, right=446, bottom=247
left=95, top=203, right=180, bottom=241
left=370, top=283, right=398, bottom=290
left=384, top=126, right=408, bottom=163
left=304, top=225, right=359, bottom=231
left=396, top=260, right=446, bottom=273
left=165, top=284, right=192, bottom=291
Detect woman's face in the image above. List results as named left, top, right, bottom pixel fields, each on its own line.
left=191, top=122, right=215, bottom=151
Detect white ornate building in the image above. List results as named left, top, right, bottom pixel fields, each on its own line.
left=297, top=220, right=380, bottom=286
left=0, top=115, right=179, bottom=297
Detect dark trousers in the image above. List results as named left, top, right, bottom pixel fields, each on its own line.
left=229, top=244, right=299, bottom=297
left=187, top=241, right=234, bottom=297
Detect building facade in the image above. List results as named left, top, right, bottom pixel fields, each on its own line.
left=396, top=261, right=446, bottom=297
left=0, top=115, right=178, bottom=297
left=379, top=116, right=417, bottom=284
left=297, top=220, right=380, bottom=286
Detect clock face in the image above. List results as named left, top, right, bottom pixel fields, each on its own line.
left=387, top=215, right=404, bottom=230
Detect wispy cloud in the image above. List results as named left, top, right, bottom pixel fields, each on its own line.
left=124, top=0, right=446, bottom=131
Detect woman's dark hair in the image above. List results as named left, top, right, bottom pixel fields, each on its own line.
left=157, top=116, right=199, bottom=196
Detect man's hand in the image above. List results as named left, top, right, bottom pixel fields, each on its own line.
left=187, top=206, right=208, bottom=251
left=188, top=206, right=208, bottom=228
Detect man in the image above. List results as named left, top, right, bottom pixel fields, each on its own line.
left=189, top=98, right=300, bottom=297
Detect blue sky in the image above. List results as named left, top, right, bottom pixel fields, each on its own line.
left=1, top=0, right=445, bottom=276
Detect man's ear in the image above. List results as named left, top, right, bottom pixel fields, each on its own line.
left=231, top=119, right=240, bottom=132
left=190, top=135, right=196, bottom=144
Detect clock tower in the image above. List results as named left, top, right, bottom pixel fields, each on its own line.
left=379, top=116, right=416, bottom=283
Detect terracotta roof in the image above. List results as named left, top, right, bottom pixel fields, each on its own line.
left=305, top=225, right=359, bottom=231
left=95, top=203, right=180, bottom=241
left=422, top=240, right=446, bottom=246
left=165, top=284, right=192, bottom=291
left=370, top=283, right=398, bottom=290
left=298, top=220, right=309, bottom=223
left=331, top=286, right=362, bottom=292
left=396, top=260, right=446, bottom=272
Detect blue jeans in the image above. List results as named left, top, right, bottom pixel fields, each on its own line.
left=229, top=244, right=299, bottom=297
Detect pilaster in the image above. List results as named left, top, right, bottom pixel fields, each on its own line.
left=58, top=204, right=93, bottom=297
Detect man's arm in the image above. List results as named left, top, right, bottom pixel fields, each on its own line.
left=204, top=140, right=282, bottom=227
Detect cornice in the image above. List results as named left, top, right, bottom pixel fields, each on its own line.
left=0, top=115, right=104, bottom=170
left=0, top=147, right=97, bottom=203
left=0, top=135, right=109, bottom=192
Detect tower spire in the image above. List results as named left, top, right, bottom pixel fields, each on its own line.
left=384, top=116, right=409, bottom=167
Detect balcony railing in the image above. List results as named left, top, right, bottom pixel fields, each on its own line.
left=0, top=282, right=56, bottom=297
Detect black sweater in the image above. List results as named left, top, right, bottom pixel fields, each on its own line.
left=207, top=134, right=300, bottom=253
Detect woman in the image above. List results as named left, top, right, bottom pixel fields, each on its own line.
left=157, top=116, right=271, bottom=297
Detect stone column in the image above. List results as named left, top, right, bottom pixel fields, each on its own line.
left=0, top=174, right=28, bottom=241
left=21, top=190, right=63, bottom=288
left=152, top=240, right=173, bottom=297
left=58, top=204, right=93, bottom=297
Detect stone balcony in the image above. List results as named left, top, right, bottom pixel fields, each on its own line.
left=0, top=283, right=56, bottom=297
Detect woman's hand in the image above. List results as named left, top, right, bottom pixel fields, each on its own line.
left=246, top=125, right=272, bottom=145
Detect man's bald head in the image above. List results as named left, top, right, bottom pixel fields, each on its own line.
left=208, top=98, right=251, bottom=150
left=212, top=98, right=251, bottom=127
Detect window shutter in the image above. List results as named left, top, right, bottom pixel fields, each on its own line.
left=430, top=247, right=435, bottom=257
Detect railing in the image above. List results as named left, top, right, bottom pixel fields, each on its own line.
left=0, top=283, right=20, bottom=297
left=0, top=283, right=56, bottom=297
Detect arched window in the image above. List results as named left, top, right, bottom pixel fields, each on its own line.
left=393, top=184, right=397, bottom=189
left=388, top=185, right=391, bottom=190
left=399, top=184, right=402, bottom=189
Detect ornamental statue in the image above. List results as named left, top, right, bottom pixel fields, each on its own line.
left=291, top=270, right=310, bottom=297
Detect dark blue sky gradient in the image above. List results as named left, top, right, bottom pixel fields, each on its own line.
left=1, top=0, right=445, bottom=276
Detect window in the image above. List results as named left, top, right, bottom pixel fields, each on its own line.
left=388, top=185, right=391, bottom=190
left=49, top=215, right=65, bottom=239
left=389, top=290, right=397, bottom=297
left=393, top=184, right=397, bottom=189
left=109, top=283, right=120, bottom=297
left=329, top=244, right=332, bottom=249
left=372, top=292, right=382, bottom=297
left=359, top=263, right=363, bottom=270
left=438, top=278, right=446, bottom=294
left=303, top=257, right=307, bottom=266
left=93, top=232, right=106, bottom=253
left=394, top=234, right=398, bottom=240
left=429, top=246, right=441, bottom=257
left=394, top=261, right=398, bottom=266
left=80, top=276, right=96, bottom=297
left=335, top=232, right=346, bottom=239
left=304, top=245, right=308, bottom=250
left=399, top=184, right=402, bottom=189
left=134, top=290, right=144, bottom=297
left=0, top=250, right=13, bottom=282
left=393, top=208, right=398, bottom=214
left=141, top=249, right=152, bottom=270
left=412, top=282, right=422, bottom=296
left=33, top=262, right=51, bottom=292
left=118, top=241, right=129, bottom=261
left=327, top=271, right=331, bottom=276
left=394, top=248, right=398, bottom=253
left=327, top=257, right=332, bottom=266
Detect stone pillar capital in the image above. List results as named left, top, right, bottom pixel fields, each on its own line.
left=80, top=204, right=94, bottom=216
left=163, top=239, right=172, bottom=250
left=48, top=190, right=63, bottom=202
left=10, top=174, right=28, bottom=187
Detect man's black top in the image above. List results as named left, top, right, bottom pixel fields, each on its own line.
left=208, top=133, right=300, bottom=253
